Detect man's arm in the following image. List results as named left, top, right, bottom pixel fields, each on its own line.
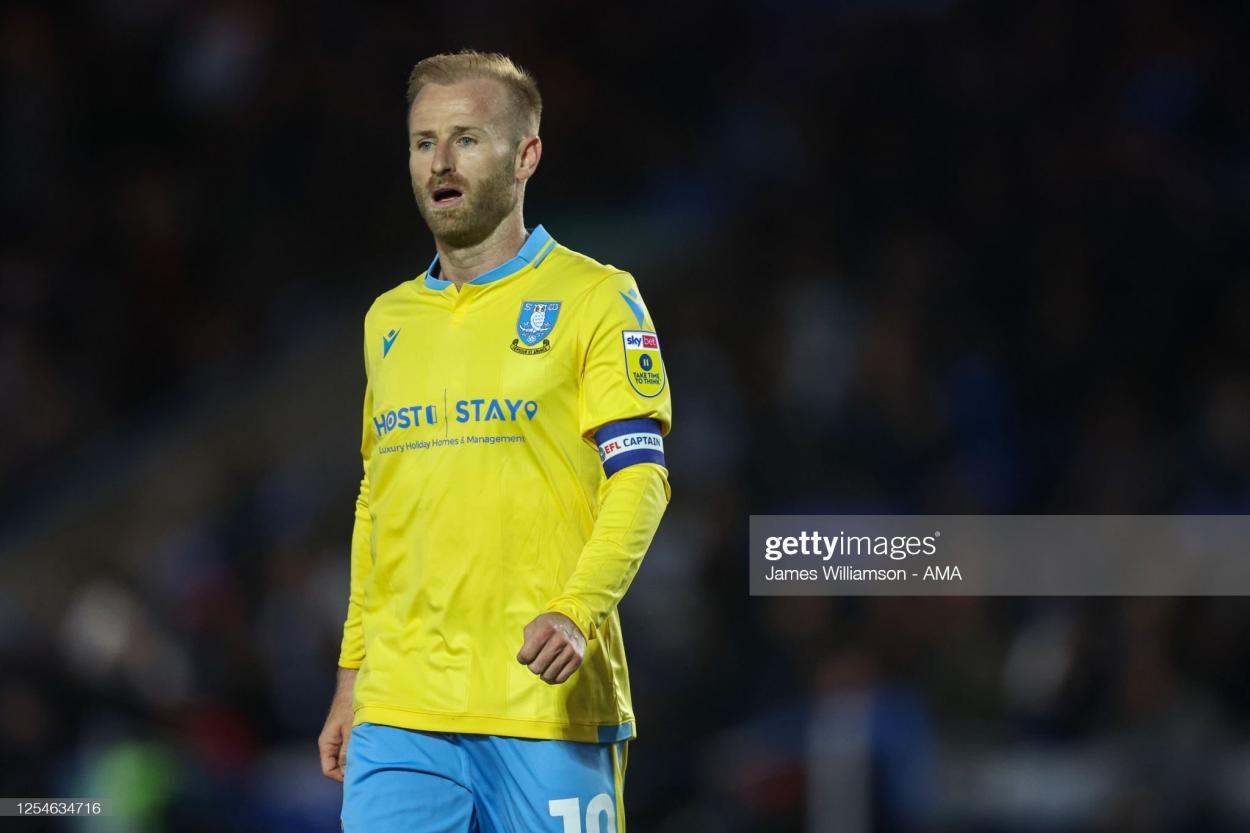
left=517, top=461, right=669, bottom=684
left=337, top=469, right=372, bottom=669
left=518, top=271, right=672, bottom=685
left=318, top=666, right=358, bottom=782
left=339, top=317, right=376, bottom=668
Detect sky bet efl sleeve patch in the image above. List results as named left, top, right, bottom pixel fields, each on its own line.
left=595, top=418, right=665, bottom=477
left=621, top=330, right=665, bottom=398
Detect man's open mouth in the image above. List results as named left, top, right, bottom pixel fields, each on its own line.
left=431, top=187, right=464, bottom=207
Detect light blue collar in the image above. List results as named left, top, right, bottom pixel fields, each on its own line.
left=424, top=225, right=554, bottom=290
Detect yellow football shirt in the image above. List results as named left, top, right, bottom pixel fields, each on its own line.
left=338, top=225, right=672, bottom=742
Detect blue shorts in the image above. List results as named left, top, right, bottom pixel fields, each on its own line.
left=341, top=723, right=628, bottom=833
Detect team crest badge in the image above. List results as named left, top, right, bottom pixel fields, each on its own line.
left=512, top=301, right=561, bottom=355
left=622, top=330, right=665, bottom=397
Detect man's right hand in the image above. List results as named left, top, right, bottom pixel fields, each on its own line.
left=318, top=667, right=358, bottom=782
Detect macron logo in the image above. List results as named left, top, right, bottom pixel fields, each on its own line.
left=619, top=289, right=646, bottom=327
left=382, top=328, right=400, bottom=357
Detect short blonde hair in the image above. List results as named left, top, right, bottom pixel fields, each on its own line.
left=406, top=50, right=542, bottom=138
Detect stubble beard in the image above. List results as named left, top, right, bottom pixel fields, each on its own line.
left=415, top=160, right=518, bottom=249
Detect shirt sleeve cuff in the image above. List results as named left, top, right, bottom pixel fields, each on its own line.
left=543, top=597, right=597, bottom=641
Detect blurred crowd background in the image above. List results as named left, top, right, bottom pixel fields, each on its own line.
left=2, top=0, right=1249, bottom=831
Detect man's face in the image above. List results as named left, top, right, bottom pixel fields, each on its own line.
left=407, top=78, right=524, bottom=248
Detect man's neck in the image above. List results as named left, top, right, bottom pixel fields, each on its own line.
left=435, top=213, right=528, bottom=289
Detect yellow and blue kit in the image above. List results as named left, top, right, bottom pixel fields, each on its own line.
left=338, top=225, right=672, bottom=749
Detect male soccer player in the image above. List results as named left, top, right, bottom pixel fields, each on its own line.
left=317, top=51, right=672, bottom=833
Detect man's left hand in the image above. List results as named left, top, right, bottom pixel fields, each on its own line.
left=517, top=612, right=586, bottom=685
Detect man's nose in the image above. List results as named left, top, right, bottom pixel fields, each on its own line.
left=431, top=141, right=454, bottom=175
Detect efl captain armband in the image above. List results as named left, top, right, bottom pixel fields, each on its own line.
left=594, top=418, right=665, bottom=477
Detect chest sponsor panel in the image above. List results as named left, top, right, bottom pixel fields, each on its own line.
left=373, top=397, right=540, bottom=438
left=368, top=298, right=582, bottom=453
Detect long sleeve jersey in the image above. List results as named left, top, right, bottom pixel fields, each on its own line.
left=338, top=225, right=671, bottom=742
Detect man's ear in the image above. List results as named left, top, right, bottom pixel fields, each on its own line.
left=516, top=134, right=542, bottom=182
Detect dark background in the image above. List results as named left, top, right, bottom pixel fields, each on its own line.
left=2, top=1, right=1250, bottom=830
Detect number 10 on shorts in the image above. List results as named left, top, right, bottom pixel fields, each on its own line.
left=549, top=795, right=616, bottom=833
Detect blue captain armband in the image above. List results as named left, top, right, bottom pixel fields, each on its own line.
left=595, top=418, right=665, bottom=477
